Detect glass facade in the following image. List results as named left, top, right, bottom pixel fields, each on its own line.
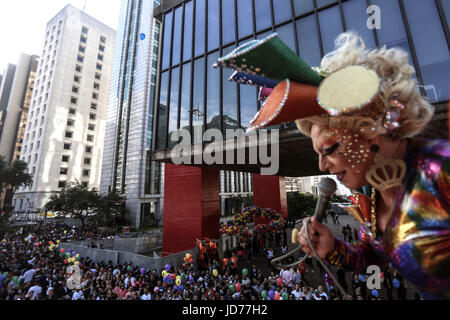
left=101, top=0, right=162, bottom=227
left=154, top=0, right=449, bottom=152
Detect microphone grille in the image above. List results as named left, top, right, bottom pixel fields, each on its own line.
left=318, top=177, right=337, bottom=197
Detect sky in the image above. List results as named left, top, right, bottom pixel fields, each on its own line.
left=0, top=0, right=122, bottom=70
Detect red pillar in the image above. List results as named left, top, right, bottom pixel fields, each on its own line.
left=162, top=164, right=220, bottom=256
left=252, top=174, right=288, bottom=220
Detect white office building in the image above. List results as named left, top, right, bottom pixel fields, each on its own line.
left=13, top=5, right=116, bottom=212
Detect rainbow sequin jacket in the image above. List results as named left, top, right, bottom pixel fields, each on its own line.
left=326, top=139, right=450, bottom=299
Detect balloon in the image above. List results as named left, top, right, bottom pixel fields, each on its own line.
left=242, top=268, right=248, bottom=277
left=56, top=240, right=60, bottom=244
left=261, top=290, right=268, bottom=299
left=181, top=273, right=186, bottom=279
left=189, top=275, right=194, bottom=284
left=282, top=292, right=289, bottom=300
left=171, top=273, right=176, bottom=280
left=178, top=285, right=184, bottom=292
left=64, top=230, right=67, bottom=235
left=140, top=268, right=145, bottom=275
left=60, top=248, right=64, bottom=253
left=268, top=290, right=275, bottom=300
left=173, top=285, right=179, bottom=291
left=64, top=259, right=68, bottom=264
left=175, top=278, right=181, bottom=286
left=162, top=270, right=168, bottom=278
left=165, top=264, right=170, bottom=272
left=127, top=266, right=132, bottom=272
left=168, top=277, right=173, bottom=285
left=235, top=282, right=241, bottom=292
left=229, top=284, right=235, bottom=293
left=140, top=33, right=146, bottom=40
left=75, top=256, right=80, bottom=261
left=275, top=293, right=280, bottom=300
left=74, top=261, right=79, bottom=267
left=212, top=269, right=218, bottom=277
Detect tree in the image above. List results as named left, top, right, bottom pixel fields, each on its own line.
left=92, top=190, right=128, bottom=228
left=0, top=156, right=33, bottom=238
left=45, top=181, right=99, bottom=229
left=287, top=192, right=318, bottom=221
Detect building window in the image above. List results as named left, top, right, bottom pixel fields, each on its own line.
left=75, top=65, right=82, bottom=72
left=77, top=55, right=84, bottom=63
left=84, top=158, right=91, bottom=165
left=88, top=124, right=95, bottom=131
left=97, top=54, right=103, bottom=61
left=92, top=93, right=98, bottom=100
left=82, top=182, right=88, bottom=188
left=69, top=108, right=76, bottom=115
left=99, top=44, right=105, bottom=52
left=87, top=134, right=94, bottom=142
left=93, top=82, right=100, bottom=90
left=60, top=168, right=68, bottom=175
left=91, top=103, right=97, bottom=110
left=82, top=26, right=88, bottom=34
left=100, top=36, right=106, bottom=43
left=95, top=73, right=101, bottom=80
left=83, top=169, right=90, bottom=176
left=79, top=45, right=86, bottom=53
left=96, top=63, right=102, bottom=71
left=89, top=113, right=96, bottom=120
left=65, top=131, right=73, bottom=138
left=70, top=97, right=77, bottom=104
left=67, top=119, right=74, bottom=126
left=74, top=75, right=80, bottom=83
left=63, top=143, right=71, bottom=150
left=85, top=146, right=92, bottom=153
left=58, top=181, right=66, bottom=188
left=62, top=155, right=70, bottom=162
left=72, top=86, right=79, bottom=93
left=80, top=35, right=87, bottom=43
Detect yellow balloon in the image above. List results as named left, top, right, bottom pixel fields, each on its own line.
left=175, top=278, right=181, bottom=286
left=56, top=240, right=61, bottom=244
left=74, top=261, right=79, bottom=267
left=213, top=269, right=218, bottom=277
left=162, top=270, right=168, bottom=278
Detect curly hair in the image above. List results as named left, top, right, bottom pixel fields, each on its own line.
left=296, top=32, right=434, bottom=139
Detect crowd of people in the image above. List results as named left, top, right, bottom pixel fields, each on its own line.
left=0, top=222, right=417, bottom=300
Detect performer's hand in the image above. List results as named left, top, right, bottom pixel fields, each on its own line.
left=297, top=216, right=335, bottom=259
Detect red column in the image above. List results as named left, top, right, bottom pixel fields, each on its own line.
left=162, top=164, right=220, bottom=256
left=252, top=174, right=288, bottom=219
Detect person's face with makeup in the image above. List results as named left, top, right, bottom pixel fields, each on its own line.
left=310, top=124, right=375, bottom=190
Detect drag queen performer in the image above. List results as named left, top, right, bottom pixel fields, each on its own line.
left=215, top=32, right=449, bottom=299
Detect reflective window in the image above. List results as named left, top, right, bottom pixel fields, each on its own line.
left=240, top=84, right=258, bottom=130
left=183, top=1, right=193, bottom=61
left=168, top=67, right=180, bottom=147
left=343, top=0, right=376, bottom=49
left=208, top=0, right=220, bottom=51
left=222, top=46, right=238, bottom=133
left=193, top=58, right=205, bottom=142
left=195, top=0, right=206, bottom=56
left=255, top=0, right=272, bottom=32
left=316, top=0, right=337, bottom=8
left=297, top=15, right=322, bottom=67
left=172, top=7, right=183, bottom=66
left=237, top=0, right=253, bottom=39
left=157, top=71, right=169, bottom=149
left=276, top=23, right=296, bottom=53
left=162, top=12, right=173, bottom=69
left=273, top=0, right=292, bottom=24
left=207, top=52, right=220, bottom=130
left=404, top=1, right=450, bottom=103
left=371, top=0, right=414, bottom=65
left=319, top=5, right=344, bottom=54
left=294, top=0, right=314, bottom=16
left=222, top=0, right=236, bottom=45
left=180, top=63, right=191, bottom=130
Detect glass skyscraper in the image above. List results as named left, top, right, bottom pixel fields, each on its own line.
left=100, top=0, right=163, bottom=228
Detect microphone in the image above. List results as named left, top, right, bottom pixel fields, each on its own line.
left=313, top=177, right=337, bottom=223
left=272, top=177, right=336, bottom=268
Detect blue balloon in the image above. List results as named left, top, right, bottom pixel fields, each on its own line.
left=140, top=33, right=146, bottom=40
left=179, top=285, right=184, bottom=292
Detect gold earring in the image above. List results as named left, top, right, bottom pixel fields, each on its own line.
left=365, top=146, right=406, bottom=192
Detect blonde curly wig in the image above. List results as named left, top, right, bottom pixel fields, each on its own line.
left=296, top=32, right=434, bottom=139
